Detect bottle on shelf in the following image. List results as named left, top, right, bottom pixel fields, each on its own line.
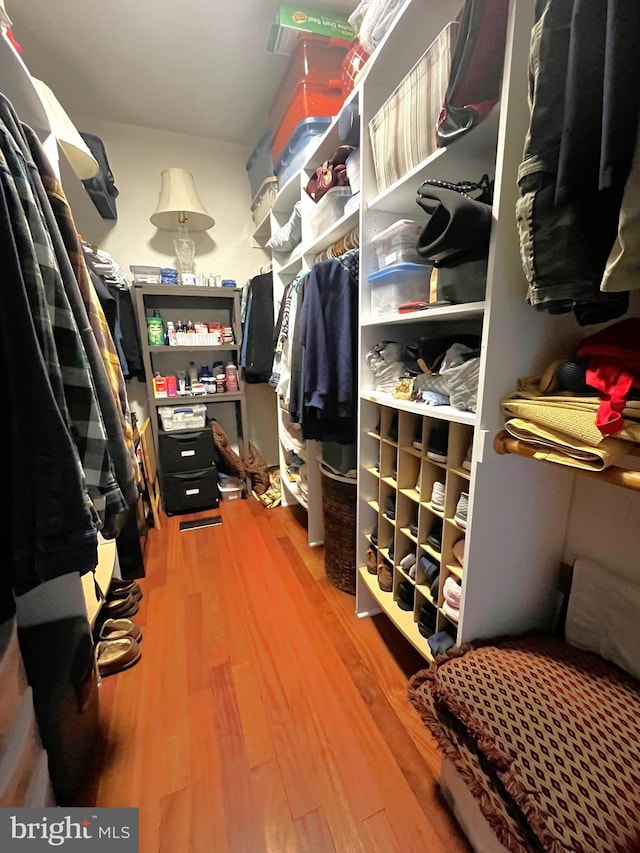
left=166, top=321, right=178, bottom=346
left=225, top=362, right=239, bottom=392
left=188, top=361, right=198, bottom=386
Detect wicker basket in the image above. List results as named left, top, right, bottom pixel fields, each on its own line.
left=320, top=463, right=357, bottom=595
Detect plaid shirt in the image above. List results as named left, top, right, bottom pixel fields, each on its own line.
left=0, top=123, right=127, bottom=528
left=22, top=124, right=141, bottom=502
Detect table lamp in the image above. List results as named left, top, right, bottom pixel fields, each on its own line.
left=150, top=168, right=215, bottom=281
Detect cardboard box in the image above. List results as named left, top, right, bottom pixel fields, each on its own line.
left=268, top=4, right=354, bottom=55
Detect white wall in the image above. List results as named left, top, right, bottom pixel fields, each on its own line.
left=60, top=117, right=279, bottom=465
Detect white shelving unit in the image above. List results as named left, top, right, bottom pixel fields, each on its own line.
left=353, top=0, right=589, bottom=660
left=265, top=90, right=364, bottom=549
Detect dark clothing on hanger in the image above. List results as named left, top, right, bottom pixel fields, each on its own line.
left=516, top=0, right=629, bottom=323
left=0, top=169, right=97, bottom=601
left=242, top=271, right=274, bottom=383
left=298, top=252, right=359, bottom=443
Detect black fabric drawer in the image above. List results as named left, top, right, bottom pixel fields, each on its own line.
left=162, top=466, right=220, bottom=515
left=159, top=428, right=218, bottom=474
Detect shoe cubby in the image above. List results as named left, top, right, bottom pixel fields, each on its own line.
left=357, top=401, right=476, bottom=659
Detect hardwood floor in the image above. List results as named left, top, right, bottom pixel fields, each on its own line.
left=79, top=498, right=472, bottom=853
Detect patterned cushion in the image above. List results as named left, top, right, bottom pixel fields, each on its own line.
left=409, top=635, right=640, bottom=853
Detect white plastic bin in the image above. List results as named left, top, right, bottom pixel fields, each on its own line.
left=308, top=186, right=352, bottom=239
left=158, top=404, right=207, bottom=432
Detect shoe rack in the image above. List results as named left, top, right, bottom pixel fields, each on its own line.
left=358, top=402, right=471, bottom=658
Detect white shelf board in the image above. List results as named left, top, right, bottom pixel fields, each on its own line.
left=360, top=391, right=477, bottom=426
left=304, top=206, right=359, bottom=257
left=362, top=301, right=486, bottom=327
left=368, top=109, right=500, bottom=216
left=273, top=173, right=300, bottom=217
left=81, top=538, right=116, bottom=628
left=300, top=85, right=362, bottom=172
left=358, top=567, right=433, bottom=660
left=251, top=211, right=271, bottom=247
left=275, top=245, right=305, bottom=280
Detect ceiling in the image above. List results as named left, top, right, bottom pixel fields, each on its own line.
left=9, top=0, right=356, bottom=149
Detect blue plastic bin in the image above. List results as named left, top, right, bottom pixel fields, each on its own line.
left=275, top=116, right=332, bottom=188
left=246, top=129, right=275, bottom=201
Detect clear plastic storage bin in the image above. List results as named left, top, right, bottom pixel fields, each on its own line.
left=371, top=220, right=430, bottom=269
left=158, top=404, right=207, bottom=432
left=368, top=262, right=432, bottom=317
left=308, top=186, right=352, bottom=239
left=130, top=265, right=161, bottom=284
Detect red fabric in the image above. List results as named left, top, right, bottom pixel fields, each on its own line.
left=577, top=318, right=640, bottom=436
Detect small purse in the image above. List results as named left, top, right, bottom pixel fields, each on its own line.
left=305, top=145, right=354, bottom=203
left=393, top=376, right=416, bottom=400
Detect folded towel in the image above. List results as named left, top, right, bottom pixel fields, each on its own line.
left=503, top=417, right=633, bottom=472
left=443, top=576, right=461, bottom=607
left=441, top=600, right=460, bottom=624
left=501, top=383, right=640, bottom=446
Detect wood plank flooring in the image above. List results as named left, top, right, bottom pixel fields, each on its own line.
left=78, top=499, right=472, bottom=853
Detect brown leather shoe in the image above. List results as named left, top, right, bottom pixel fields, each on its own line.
left=377, top=560, right=393, bottom=593
left=98, top=618, right=143, bottom=643
left=366, top=548, right=377, bottom=575
left=99, top=593, right=139, bottom=619
left=96, top=638, right=142, bottom=677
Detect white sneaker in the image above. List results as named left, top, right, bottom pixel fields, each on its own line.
left=430, top=481, right=445, bottom=512
left=454, top=492, right=469, bottom=528
left=462, top=443, right=473, bottom=471
left=414, top=469, right=422, bottom=495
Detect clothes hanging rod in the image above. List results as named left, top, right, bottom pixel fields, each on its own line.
left=493, top=429, right=640, bottom=493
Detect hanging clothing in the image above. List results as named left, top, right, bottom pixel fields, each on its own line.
left=0, top=153, right=97, bottom=604
left=297, top=251, right=359, bottom=443
left=515, top=0, right=630, bottom=324
left=14, top=117, right=139, bottom=507
left=241, top=271, right=274, bottom=383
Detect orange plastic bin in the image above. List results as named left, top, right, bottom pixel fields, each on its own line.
left=269, top=34, right=350, bottom=134
left=270, top=78, right=345, bottom=166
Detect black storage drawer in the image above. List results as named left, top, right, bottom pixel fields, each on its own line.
left=159, top=428, right=218, bottom=474
left=162, top=466, right=220, bottom=515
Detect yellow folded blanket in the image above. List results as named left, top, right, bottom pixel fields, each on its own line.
left=501, top=382, right=640, bottom=446
left=503, top=418, right=634, bottom=471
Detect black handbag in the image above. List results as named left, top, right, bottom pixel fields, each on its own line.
left=416, top=176, right=493, bottom=303
left=436, top=0, right=510, bottom=147
left=80, top=132, right=119, bottom=220
left=416, top=176, right=493, bottom=265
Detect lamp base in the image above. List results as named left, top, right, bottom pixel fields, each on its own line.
left=174, top=229, right=195, bottom=284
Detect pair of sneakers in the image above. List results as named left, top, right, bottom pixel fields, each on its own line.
left=454, top=492, right=469, bottom=528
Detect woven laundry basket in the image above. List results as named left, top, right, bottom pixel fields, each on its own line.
left=320, top=462, right=357, bottom=595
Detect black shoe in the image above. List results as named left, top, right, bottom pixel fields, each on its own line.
left=418, top=601, right=437, bottom=638
left=397, top=581, right=415, bottom=611
left=418, top=554, right=439, bottom=585
left=426, top=517, right=443, bottom=552
left=387, top=414, right=398, bottom=442
left=384, top=494, right=396, bottom=521
left=427, top=421, right=449, bottom=464
left=370, top=524, right=378, bottom=547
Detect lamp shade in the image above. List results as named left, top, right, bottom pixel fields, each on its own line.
left=150, top=168, right=215, bottom=231
left=32, top=78, right=99, bottom=180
